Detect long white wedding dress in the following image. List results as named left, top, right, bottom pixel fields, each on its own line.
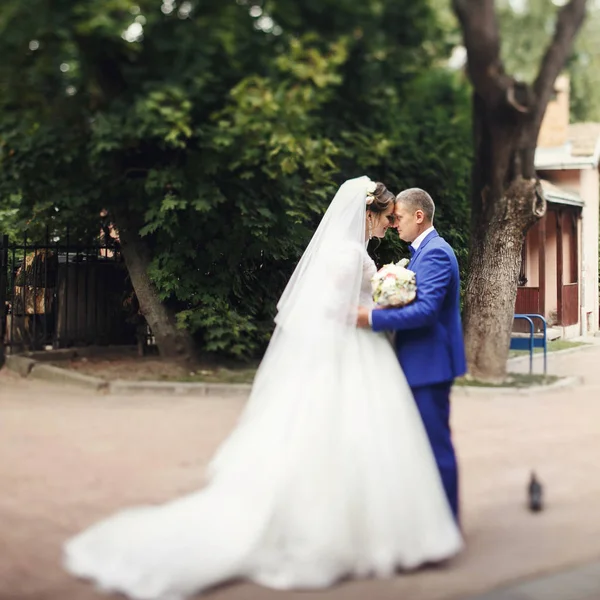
left=64, top=177, right=462, bottom=600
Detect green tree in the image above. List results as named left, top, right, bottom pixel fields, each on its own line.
left=0, top=0, right=472, bottom=360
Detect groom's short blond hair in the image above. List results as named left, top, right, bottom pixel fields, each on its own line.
left=396, top=188, right=435, bottom=223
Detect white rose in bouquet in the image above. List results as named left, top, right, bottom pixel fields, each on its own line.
left=371, top=258, right=417, bottom=308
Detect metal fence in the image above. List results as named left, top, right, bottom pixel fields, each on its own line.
left=0, top=227, right=140, bottom=354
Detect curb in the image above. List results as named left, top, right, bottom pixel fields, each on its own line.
left=28, top=363, right=108, bottom=392
left=2, top=354, right=251, bottom=397
left=5, top=355, right=36, bottom=377
left=108, top=380, right=251, bottom=397
left=453, top=375, right=581, bottom=397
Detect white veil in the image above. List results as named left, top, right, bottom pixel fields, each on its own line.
left=274, top=176, right=371, bottom=334
left=207, top=174, right=373, bottom=472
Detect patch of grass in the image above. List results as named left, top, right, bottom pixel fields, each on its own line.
left=455, top=372, right=560, bottom=388
left=52, top=352, right=259, bottom=384
left=509, top=339, right=587, bottom=358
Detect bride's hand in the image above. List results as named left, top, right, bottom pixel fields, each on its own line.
left=356, top=306, right=371, bottom=328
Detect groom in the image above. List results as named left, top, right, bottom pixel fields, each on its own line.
left=357, top=188, right=466, bottom=521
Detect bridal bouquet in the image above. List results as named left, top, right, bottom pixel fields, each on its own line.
left=371, top=258, right=417, bottom=308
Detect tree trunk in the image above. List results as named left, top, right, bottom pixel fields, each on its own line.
left=73, top=35, right=198, bottom=363
left=462, top=95, right=543, bottom=381
left=463, top=181, right=539, bottom=381
left=116, top=215, right=198, bottom=363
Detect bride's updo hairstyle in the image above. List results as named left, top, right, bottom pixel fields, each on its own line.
left=367, top=182, right=395, bottom=214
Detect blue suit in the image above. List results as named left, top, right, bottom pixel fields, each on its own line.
left=371, top=229, right=466, bottom=520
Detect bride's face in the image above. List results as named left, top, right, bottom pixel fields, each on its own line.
left=368, top=204, right=396, bottom=239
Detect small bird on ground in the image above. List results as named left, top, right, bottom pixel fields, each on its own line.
left=528, top=471, right=544, bottom=512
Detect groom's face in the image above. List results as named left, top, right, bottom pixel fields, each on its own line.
left=394, top=202, right=424, bottom=243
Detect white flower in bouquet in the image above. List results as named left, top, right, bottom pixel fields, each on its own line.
left=371, top=259, right=417, bottom=308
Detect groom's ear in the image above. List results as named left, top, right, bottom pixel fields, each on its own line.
left=415, top=209, right=425, bottom=224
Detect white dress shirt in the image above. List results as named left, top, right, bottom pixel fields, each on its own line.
left=410, top=226, right=435, bottom=252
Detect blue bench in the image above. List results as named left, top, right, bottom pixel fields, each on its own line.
left=510, top=314, right=548, bottom=375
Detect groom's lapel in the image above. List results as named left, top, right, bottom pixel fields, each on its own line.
left=409, top=229, right=439, bottom=268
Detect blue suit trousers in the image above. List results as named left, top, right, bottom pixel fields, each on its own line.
left=412, top=382, right=459, bottom=521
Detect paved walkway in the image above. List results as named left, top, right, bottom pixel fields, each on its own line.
left=2, top=344, right=600, bottom=600
left=465, top=560, right=600, bottom=600
left=462, top=341, right=600, bottom=600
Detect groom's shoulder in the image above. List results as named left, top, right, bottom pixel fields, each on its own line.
left=427, top=233, right=454, bottom=254
left=436, top=235, right=457, bottom=254
left=425, top=234, right=459, bottom=264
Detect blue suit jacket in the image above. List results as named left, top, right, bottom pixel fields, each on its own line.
left=371, top=230, right=467, bottom=388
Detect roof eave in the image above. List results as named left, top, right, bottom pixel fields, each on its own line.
left=535, top=137, right=600, bottom=171
left=545, top=193, right=584, bottom=208
left=536, top=162, right=597, bottom=170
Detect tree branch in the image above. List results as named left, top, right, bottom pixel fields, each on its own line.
left=452, top=0, right=510, bottom=108
left=533, top=0, right=588, bottom=125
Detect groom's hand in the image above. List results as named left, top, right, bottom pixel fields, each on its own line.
left=356, top=306, right=371, bottom=328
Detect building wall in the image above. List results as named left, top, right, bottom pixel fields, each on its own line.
left=563, top=323, right=581, bottom=339
left=579, top=168, right=600, bottom=334
left=537, top=167, right=599, bottom=337
left=545, top=211, right=558, bottom=323
left=541, top=169, right=581, bottom=191
left=538, top=75, right=570, bottom=148
left=525, top=221, right=540, bottom=288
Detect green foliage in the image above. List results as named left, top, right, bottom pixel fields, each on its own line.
left=0, top=0, right=473, bottom=358
left=0, top=194, right=23, bottom=239
left=497, top=0, right=600, bottom=122
left=362, top=70, right=472, bottom=281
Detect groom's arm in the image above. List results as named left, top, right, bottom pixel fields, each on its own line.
left=371, top=248, right=452, bottom=332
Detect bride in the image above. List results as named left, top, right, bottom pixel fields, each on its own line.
left=64, top=176, right=463, bottom=599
